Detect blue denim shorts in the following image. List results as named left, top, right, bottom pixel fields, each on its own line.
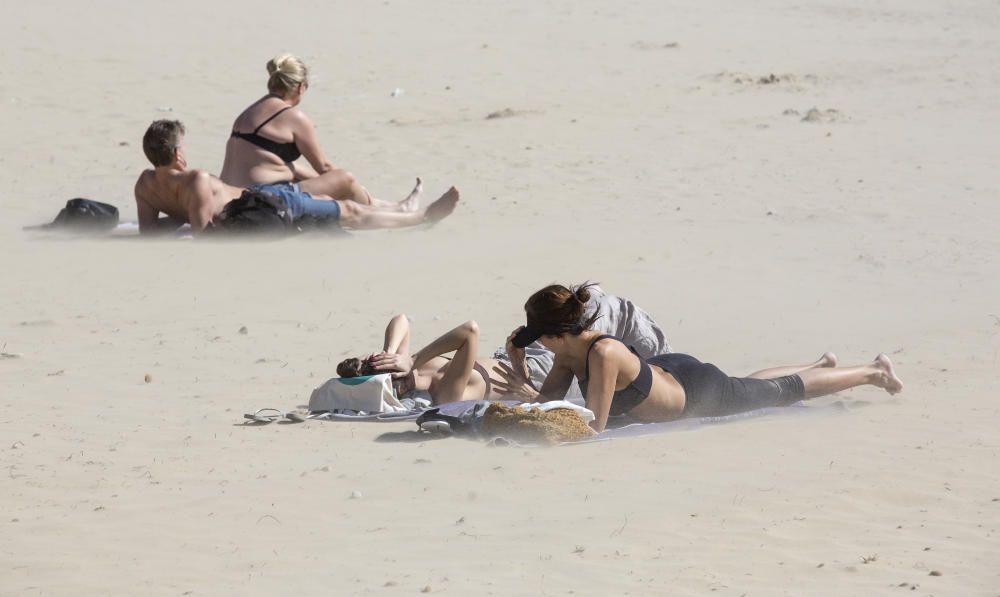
left=249, top=182, right=341, bottom=223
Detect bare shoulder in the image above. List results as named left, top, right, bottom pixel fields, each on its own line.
left=134, top=169, right=154, bottom=189
left=134, top=169, right=155, bottom=198
left=286, top=107, right=313, bottom=128
left=184, top=169, right=213, bottom=186
left=589, top=338, right=629, bottom=365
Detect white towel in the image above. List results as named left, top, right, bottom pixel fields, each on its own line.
left=308, top=374, right=407, bottom=414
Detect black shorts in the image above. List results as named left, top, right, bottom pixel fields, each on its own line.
left=647, top=354, right=804, bottom=418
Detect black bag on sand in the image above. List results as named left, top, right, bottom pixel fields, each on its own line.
left=214, top=189, right=293, bottom=234
left=35, top=198, right=120, bottom=231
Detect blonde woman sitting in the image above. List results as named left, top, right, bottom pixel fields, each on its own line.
left=220, top=53, right=456, bottom=214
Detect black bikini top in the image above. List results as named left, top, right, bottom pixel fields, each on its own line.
left=579, top=335, right=652, bottom=416
left=231, top=107, right=302, bottom=163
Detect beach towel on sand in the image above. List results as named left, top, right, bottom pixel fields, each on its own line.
left=406, top=400, right=841, bottom=447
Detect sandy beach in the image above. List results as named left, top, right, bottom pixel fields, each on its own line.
left=2, top=0, right=999, bottom=594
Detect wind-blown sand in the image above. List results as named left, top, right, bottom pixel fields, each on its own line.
left=2, top=0, right=998, bottom=594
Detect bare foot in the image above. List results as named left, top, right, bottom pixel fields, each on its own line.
left=423, top=186, right=459, bottom=223
left=819, top=351, right=838, bottom=368
left=873, top=353, right=903, bottom=395
left=398, top=177, right=422, bottom=213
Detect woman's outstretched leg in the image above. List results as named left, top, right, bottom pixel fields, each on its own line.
left=798, top=354, right=903, bottom=399
left=335, top=186, right=459, bottom=229
left=747, top=352, right=838, bottom=379
left=300, top=172, right=421, bottom=212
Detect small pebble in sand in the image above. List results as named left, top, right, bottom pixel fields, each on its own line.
left=421, top=585, right=431, bottom=593
left=928, top=570, right=942, bottom=576
left=238, top=326, right=248, bottom=335
left=144, top=374, right=153, bottom=383
left=383, top=581, right=397, bottom=587
left=350, top=490, right=363, bottom=499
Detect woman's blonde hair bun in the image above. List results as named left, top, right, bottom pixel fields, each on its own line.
left=266, top=54, right=308, bottom=95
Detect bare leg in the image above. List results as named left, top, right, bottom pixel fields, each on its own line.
left=798, top=354, right=903, bottom=399
left=410, top=321, right=481, bottom=404
left=748, top=352, right=838, bottom=379
left=336, top=187, right=458, bottom=230
left=299, top=171, right=420, bottom=212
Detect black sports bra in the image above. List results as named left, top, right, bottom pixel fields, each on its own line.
left=579, top=335, right=652, bottom=416
left=231, top=107, right=302, bottom=163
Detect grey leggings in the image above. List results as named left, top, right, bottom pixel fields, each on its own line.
left=647, top=354, right=805, bottom=418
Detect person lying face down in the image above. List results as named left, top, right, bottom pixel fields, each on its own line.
left=133, top=120, right=458, bottom=236
left=492, top=284, right=671, bottom=400
left=499, top=283, right=903, bottom=433
left=336, top=314, right=506, bottom=405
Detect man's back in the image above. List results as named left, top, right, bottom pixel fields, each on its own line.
left=135, top=168, right=242, bottom=233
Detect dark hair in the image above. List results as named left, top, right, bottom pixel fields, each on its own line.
left=523, top=282, right=600, bottom=338
left=337, top=357, right=377, bottom=378
left=142, top=120, right=185, bottom=167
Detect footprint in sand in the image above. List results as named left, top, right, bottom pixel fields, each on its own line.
left=485, top=108, right=521, bottom=120
left=713, top=71, right=817, bottom=88
left=799, top=107, right=843, bottom=123
left=631, top=41, right=680, bottom=50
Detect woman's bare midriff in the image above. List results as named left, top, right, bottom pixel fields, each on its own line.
left=219, top=138, right=294, bottom=187
left=627, top=366, right=687, bottom=422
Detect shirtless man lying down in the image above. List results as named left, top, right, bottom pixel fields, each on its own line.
left=134, top=120, right=459, bottom=235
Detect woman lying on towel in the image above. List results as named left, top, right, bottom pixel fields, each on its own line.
left=337, top=314, right=503, bottom=405
left=496, top=283, right=904, bottom=433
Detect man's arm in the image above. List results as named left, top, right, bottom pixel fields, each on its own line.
left=134, top=178, right=161, bottom=235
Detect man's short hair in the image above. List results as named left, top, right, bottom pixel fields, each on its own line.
left=142, top=120, right=185, bottom=166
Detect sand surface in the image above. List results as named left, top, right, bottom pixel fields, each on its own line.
left=2, top=0, right=999, bottom=595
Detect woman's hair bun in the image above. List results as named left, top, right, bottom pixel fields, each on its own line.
left=573, top=282, right=594, bottom=305
left=265, top=54, right=308, bottom=95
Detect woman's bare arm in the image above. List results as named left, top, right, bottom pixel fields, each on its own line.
left=291, top=111, right=338, bottom=174
left=536, top=356, right=574, bottom=402
left=367, top=314, right=414, bottom=375
left=583, top=342, right=623, bottom=432
left=382, top=314, right=411, bottom=355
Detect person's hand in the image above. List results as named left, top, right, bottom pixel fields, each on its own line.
left=506, top=326, right=527, bottom=360
left=491, top=361, right=539, bottom=401
left=368, top=352, right=413, bottom=379
left=504, top=326, right=532, bottom=379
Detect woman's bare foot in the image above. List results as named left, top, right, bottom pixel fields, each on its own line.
left=423, top=187, right=459, bottom=223
left=819, top=351, right=838, bottom=368
left=398, top=177, right=422, bottom=213
left=872, top=353, right=903, bottom=395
